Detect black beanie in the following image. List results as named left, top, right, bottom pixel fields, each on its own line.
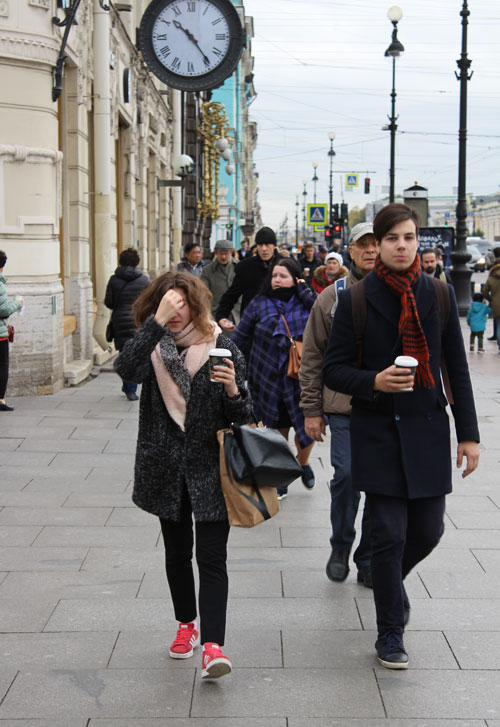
left=255, top=226, right=277, bottom=246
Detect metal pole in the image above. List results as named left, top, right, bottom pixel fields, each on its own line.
left=295, top=194, right=299, bottom=244
left=302, top=183, right=307, bottom=240
left=328, top=141, right=334, bottom=225
left=389, top=55, right=397, bottom=203
left=450, top=0, right=473, bottom=313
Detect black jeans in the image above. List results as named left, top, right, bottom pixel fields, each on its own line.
left=0, top=339, right=9, bottom=399
left=366, top=492, right=446, bottom=636
left=159, top=489, right=230, bottom=646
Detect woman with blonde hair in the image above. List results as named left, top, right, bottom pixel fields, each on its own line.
left=116, top=271, right=251, bottom=679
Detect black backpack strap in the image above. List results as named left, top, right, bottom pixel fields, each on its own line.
left=349, top=280, right=367, bottom=368
left=429, top=276, right=451, bottom=333
left=429, top=277, right=454, bottom=405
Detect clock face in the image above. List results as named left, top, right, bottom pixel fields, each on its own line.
left=139, top=0, right=244, bottom=91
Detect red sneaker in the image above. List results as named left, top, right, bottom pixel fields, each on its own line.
left=201, top=642, right=232, bottom=679
left=169, top=622, right=200, bottom=659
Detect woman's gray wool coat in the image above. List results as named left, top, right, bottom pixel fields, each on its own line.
left=115, top=316, right=252, bottom=522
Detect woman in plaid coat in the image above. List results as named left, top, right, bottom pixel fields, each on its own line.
left=232, top=258, right=317, bottom=498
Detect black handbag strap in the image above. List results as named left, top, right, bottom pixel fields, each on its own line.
left=223, top=433, right=272, bottom=520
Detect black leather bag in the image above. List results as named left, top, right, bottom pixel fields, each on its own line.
left=226, top=423, right=302, bottom=489
left=105, top=320, right=114, bottom=343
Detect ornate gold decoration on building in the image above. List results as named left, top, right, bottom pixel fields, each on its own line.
left=197, top=101, right=231, bottom=222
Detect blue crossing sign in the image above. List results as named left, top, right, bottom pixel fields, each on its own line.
left=307, top=204, right=328, bottom=227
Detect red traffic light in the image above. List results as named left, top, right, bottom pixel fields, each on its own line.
left=324, top=226, right=333, bottom=238
left=333, top=223, right=341, bottom=233
left=364, top=177, right=371, bottom=194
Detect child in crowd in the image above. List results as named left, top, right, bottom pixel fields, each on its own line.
left=466, top=292, right=491, bottom=352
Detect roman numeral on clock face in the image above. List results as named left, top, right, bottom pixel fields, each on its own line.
left=160, top=45, right=171, bottom=57
left=172, top=57, right=181, bottom=69
left=187, top=61, right=194, bottom=73
left=215, top=33, right=226, bottom=40
left=155, top=34, right=167, bottom=40
left=213, top=47, right=223, bottom=56
left=187, top=1, right=196, bottom=10
left=212, top=16, right=222, bottom=25
left=173, top=6, right=181, bottom=15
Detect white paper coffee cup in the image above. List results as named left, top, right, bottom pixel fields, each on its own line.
left=394, top=355, right=418, bottom=391
left=208, top=348, right=232, bottom=382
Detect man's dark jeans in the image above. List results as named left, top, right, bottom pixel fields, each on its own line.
left=328, top=414, right=371, bottom=567
left=366, top=492, right=446, bottom=635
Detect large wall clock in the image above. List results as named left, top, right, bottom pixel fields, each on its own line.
left=138, top=0, right=245, bottom=92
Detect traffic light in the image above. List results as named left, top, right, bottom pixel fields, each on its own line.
left=333, top=221, right=342, bottom=235
left=324, top=225, right=333, bottom=241
left=364, top=177, right=370, bottom=194
left=225, top=222, right=233, bottom=240
left=340, top=203, right=348, bottom=222
left=333, top=203, right=339, bottom=219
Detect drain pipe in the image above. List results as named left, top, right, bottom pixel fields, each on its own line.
left=92, top=0, right=114, bottom=351
left=172, top=90, right=183, bottom=265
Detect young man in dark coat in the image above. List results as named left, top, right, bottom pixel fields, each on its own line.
left=215, top=226, right=282, bottom=333
left=105, top=248, right=150, bottom=400
left=323, top=203, right=479, bottom=670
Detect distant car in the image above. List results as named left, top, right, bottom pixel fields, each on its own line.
left=466, top=237, right=495, bottom=269
left=466, top=243, right=488, bottom=272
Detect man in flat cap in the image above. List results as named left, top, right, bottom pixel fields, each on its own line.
left=201, top=239, right=240, bottom=325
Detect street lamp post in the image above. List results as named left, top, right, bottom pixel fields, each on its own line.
left=302, top=179, right=308, bottom=241
left=312, top=162, right=319, bottom=203
left=295, top=194, right=299, bottom=244
left=450, top=0, right=473, bottom=313
left=328, top=132, right=336, bottom=225
left=385, top=6, right=404, bottom=204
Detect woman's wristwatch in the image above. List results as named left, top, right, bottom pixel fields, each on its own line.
left=226, top=389, right=242, bottom=401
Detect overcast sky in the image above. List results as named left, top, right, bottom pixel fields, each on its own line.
left=242, top=0, right=500, bottom=232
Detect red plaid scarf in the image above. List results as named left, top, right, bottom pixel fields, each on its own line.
left=374, top=255, right=435, bottom=388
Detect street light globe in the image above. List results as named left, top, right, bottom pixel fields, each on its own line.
left=312, top=161, right=318, bottom=169
left=221, top=149, right=231, bottom=161
left=302, top=179, right=308, bottom=185
left=216, top=138, right=229, bottom=152
left=328, top=131, right=336, bottom=141
left=225, top=164, right=235, bottom=175
left=387, top=5, right=403, bottom=22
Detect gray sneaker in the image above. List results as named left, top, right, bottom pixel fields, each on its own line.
left=375, top=632, right=408, bottom=669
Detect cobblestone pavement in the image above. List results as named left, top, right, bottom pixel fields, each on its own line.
left=0, top=323, right=499, bottom=726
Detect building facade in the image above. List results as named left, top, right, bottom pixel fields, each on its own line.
left=0, top=0, right=258, bottom=396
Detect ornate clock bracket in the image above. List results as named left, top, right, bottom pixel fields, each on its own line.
left=52, top=0, right=110, bottom=102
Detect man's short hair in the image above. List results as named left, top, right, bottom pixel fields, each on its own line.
left=119, top=247, right=140, bottom=267
left=421, top=248, right=436, bottom=259
left=303, top=242, right=315, bottom=250
left=184, top=242, right=201, bottom=256
left=493, top=246, right=500, bottom=258
left=0, top=250, right=7, bottom=268
left=373, top=203, right=420, bottom=242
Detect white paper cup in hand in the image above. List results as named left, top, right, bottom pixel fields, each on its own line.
left=394, top=355, right=418, bottom=391
left=208, top=348, right=232, bottom=382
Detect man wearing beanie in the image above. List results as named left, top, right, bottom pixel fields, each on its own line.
left=216, top=226, right=282, bottom=331
left=300, top=222, right=377, bottom=589
left=323, top=203, right=479, bottom=670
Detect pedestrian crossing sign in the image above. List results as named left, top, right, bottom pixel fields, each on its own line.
left=346, top=174, right=359, bottom=187
left=307, top=204, right=328, bottom=227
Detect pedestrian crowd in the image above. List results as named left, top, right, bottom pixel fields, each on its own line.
left=1, top=203, right=484, bottom=682
left=111, top=202, right=483, bottom=680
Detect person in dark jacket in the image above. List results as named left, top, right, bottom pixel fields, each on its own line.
left=232, top=258, right=317, bottom=498
left=0, top=250, right=23, bottom=412
left=323, top=203, right=479, bottom=670
left=216, top=226, right=282, bottom=333
left=115, top=271, right=251, bottom=679
left=105, top=248, right=150, bottom=400
left=176, top=242, right=205, bottom=277
left=298, top=241, right=321, bottom=285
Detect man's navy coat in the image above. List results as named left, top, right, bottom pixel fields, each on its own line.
left=323, top=271, right=479, bottom=499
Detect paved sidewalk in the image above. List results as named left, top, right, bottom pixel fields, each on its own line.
left=0, top=329, right=499, bottom=726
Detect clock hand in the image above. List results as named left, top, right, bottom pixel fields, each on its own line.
left=172, top=19, right=210, bottom=65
